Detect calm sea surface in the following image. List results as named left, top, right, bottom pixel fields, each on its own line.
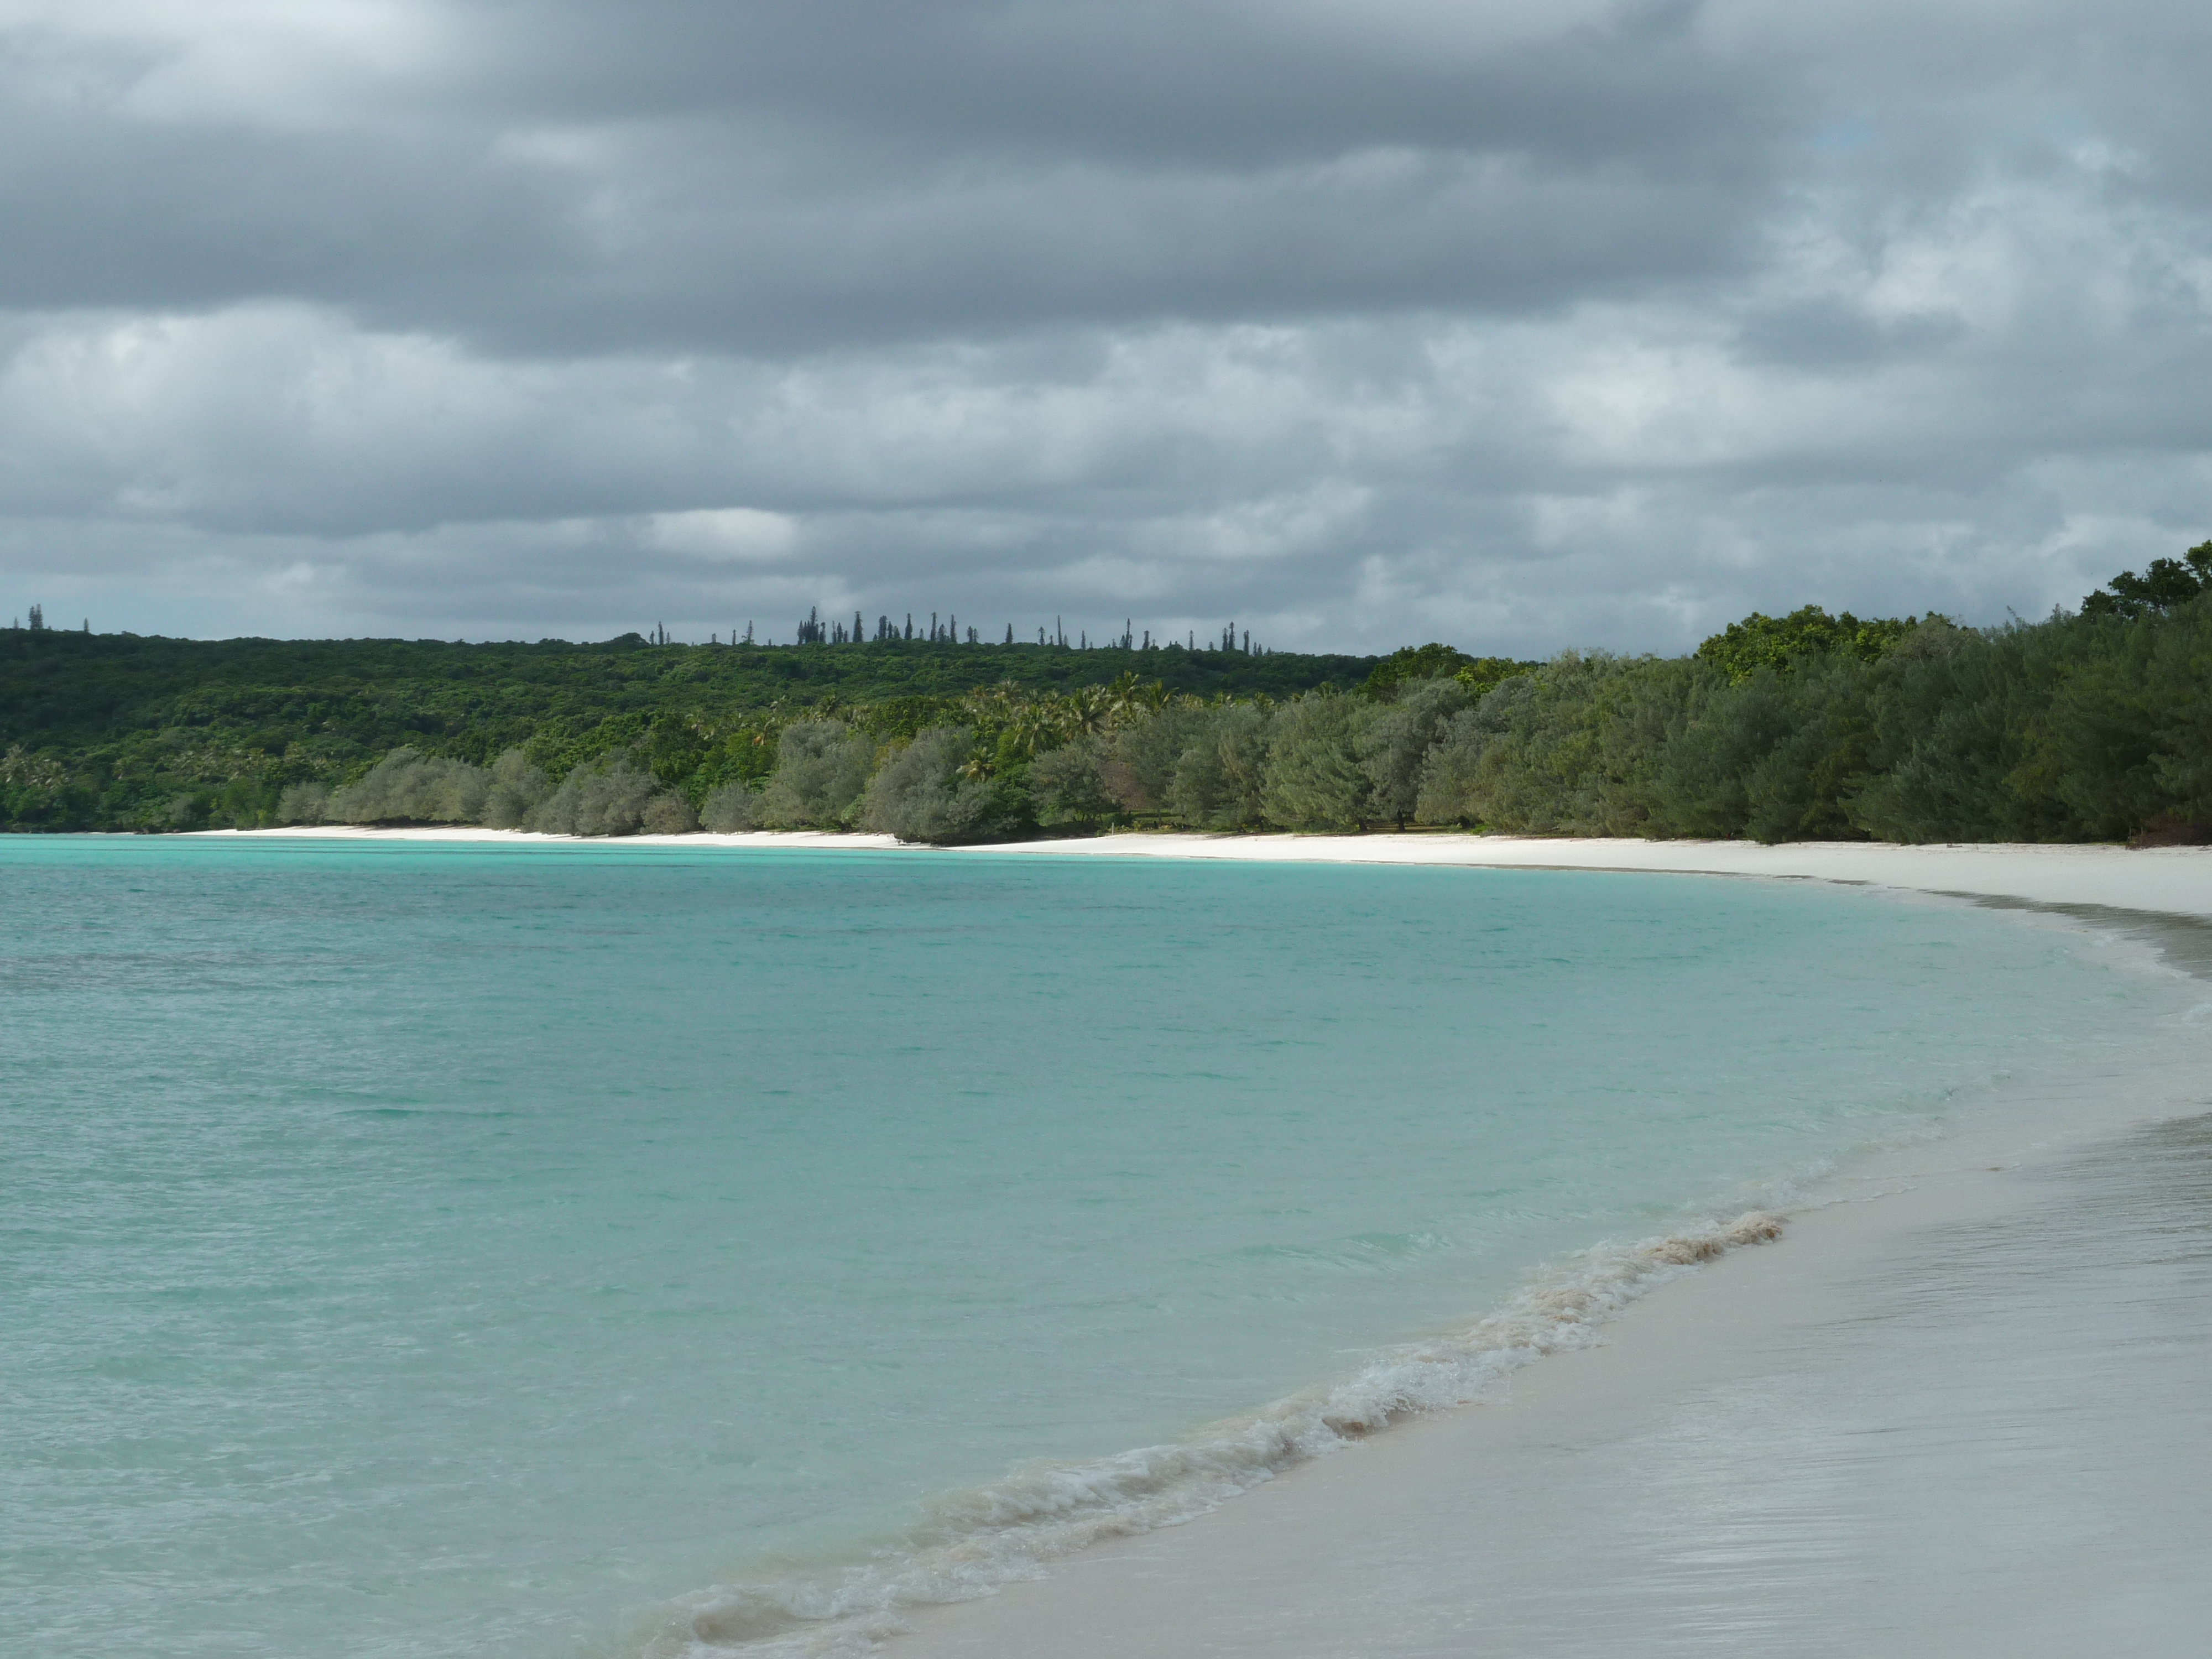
left=1, top=838, right=2184, bottom=1657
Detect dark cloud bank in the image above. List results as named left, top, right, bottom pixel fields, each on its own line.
left=3, top=0, right=2210, bottom=653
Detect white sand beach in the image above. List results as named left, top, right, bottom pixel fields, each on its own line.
left=902, top=839, right=2212, bottom=1657
left=217, top=827, right=2212, bottom=1656
left=885, top=1088, right=2212, bottom=1659
left=223, top=826, right=2212, bottom=920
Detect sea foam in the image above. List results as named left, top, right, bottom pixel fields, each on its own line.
left=649, top=1211, right=1785, bottom=1657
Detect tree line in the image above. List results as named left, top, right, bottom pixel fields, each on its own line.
left=0, top=631, right=1376, bottom=832
left=260, top=546, right=2212, bottom=846
left=9, top=548, right=2211, bottom=842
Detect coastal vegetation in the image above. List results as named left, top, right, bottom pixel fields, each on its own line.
left=5, top=548, right=2210, bottom=844
left=0, top=625, right=1374, bottom=834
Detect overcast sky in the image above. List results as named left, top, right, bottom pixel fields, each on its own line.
left=3, top=1, right=2210, bottom=653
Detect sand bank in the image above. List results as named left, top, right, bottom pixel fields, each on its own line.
left=215, top=827, right=2212, bottom=921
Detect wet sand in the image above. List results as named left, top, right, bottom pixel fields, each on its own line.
left=888, top=1068, right=2212, bottom=1658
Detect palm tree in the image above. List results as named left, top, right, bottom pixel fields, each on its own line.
left=1063, top=686, right=1112, bottom=737
left=1006, top=701, right=1066, bottom=757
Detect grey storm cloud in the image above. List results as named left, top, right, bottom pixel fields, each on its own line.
left=1, top=0, right=1783, bottom=348
left=2, top=0, right=2211, bottom=651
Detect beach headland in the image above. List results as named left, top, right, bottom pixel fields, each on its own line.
left=206, top=827, right=2212, bottom=1657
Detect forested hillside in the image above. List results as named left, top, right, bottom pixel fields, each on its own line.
left=7, top=545, right=2210, bottom=843
left=0, top=628, right=1380, bottom=831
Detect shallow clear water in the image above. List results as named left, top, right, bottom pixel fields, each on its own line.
left=0, top=838, right=2180, bottom=1658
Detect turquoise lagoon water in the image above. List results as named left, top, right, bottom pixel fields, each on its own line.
left=0, top=838, right=2187, bottom=1658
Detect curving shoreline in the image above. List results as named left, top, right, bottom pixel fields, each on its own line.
left=884, top=1084, right=2212, bottom=1659
left=191, top=826, right=2212, bottom=1656
left=210, top=825, right=2212, bottom=920
left=888, top=849, right=2212, bottom=1658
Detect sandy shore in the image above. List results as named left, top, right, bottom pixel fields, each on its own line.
left=886, top=1084, right=2212, bottom=1659
left=894, top=842, right=2212, bottom=1656
left=987, top=831, right=2212, bottom=919
left=215, top=827, right=2212, bottom=919
left=206, top=827, right=2212, bottom=1653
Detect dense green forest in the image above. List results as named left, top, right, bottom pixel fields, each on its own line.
left=6, top=545, right=2210, bottom=844
left=0, top=623, right=1383, bottom=832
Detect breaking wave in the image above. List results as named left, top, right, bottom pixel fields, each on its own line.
left=639, top=1209, right=1786, bottom=1658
